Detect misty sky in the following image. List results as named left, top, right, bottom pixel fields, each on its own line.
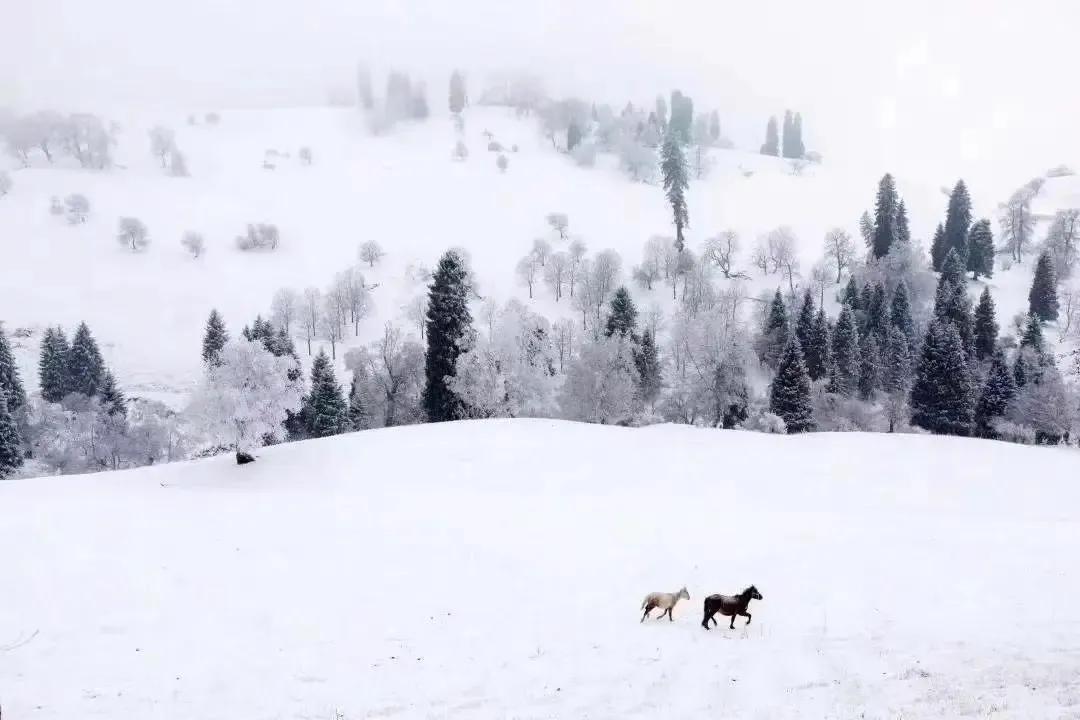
left=4, top=0, right=1078, bottom=196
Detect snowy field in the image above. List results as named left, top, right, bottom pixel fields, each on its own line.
left=3, top=105, right=1076, bottom=406
left=3, top=419, right=1080, bottom=719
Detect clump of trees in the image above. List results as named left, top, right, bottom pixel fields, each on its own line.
left=235, top=223, right=280, bottom=252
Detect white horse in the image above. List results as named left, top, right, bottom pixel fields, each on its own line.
left=640, top=587, right=690, bottom=622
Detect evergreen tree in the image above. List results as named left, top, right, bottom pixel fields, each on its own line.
left=668, top=90, right=694, bottom=144
left=881, top=325, right=913, bottom=431
left=567, top=122, right=582, bottom=152
left=966, top=218, right=994, bottom=280
left=635, top=328, right=662, bottom=405
left=423, top=249, right=473, bottom=422
left=909, top=318, right=974, bottom=436
left=781, top=110, right=795, bottom=159
left=792, top=112, right=806, bottom=158
left=945, top=283, right=976, bottom=358
left=99, top=370, right=126, bottom=418
left=1028, top=251, right=1059, bottom=322
left=660, top=130, right=689, bottom=251
left=605, top=287, right=639, bottom=340
left=841, top=277, right=860, bottom=309
left=347, top=372, right=370, bottom=431
left=930, top=223, right=948, bottom=271
left=866, top=283, right=888, bottom=343
left=449, top=70, right=466, bottom=114
left=67, top=322, right=106, bottom=397
left=0, top=393, right=22, bottom=478
left=889, top=281, right=917, bottom=353
left=939, top=248, right=967, bottom=291
left=760, top=289, right=790, bottom=368
left=859, top=211, right=875, bottom=249
left=0, top=323, right=26, bottom=412
left=857, top=333, right=881, bottom=400
left=305, top=350, right=349, bottom=438
left=806, top=307, right=830, bottom=381
left=974, top=351, right=1015, bottom=438
left=794, top=289, right=815, bottom=362
left=859, top=283, right=874, bottom=319
left=655, top=95, right=667, bottom=129
left=1014, top=351, right=1029, bottom=389
left=944, top=179, right=973, bottom=265
left=828, top=305, right=860, bottom=396
left=769, top=338, right=814, bottom=433
left=895, top=199, right=911, bottom=245
left=708, top=110, right=720, bottom=143
left=761, top=116, right=780, bottom=156
left=1020, top=313, right=1045, bottom=355
left=39, top=326, right=71, bottom=403
left=202, top=309, right=228, bottom=366
left=973, top=287, right=998, bottom=361
left=872, top=173, right=899, bottom=258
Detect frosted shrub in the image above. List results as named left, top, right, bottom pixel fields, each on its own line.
left=235, top=223, right=280, bottom=252
left=181, top=231, right=206, bottom=258
left=487, top=141, right=504, bottom=152
left=452, top=140, right=469, bottom=161
left=740, top=409, right=787, bottom=434
left=496, top=154, right=509, bottom=173
left=1046, top=165, right=1075, bottom=178
left=993, top=419, right=1036, bottom=445
left=64, top=194, right=90, bottom=224
left=571, top=142, right=597, bottom=167
left=116, top=217, right=151, bottom=252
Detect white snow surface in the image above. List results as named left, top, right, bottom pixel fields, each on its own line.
left=3, top=419, right=1080, bottom=719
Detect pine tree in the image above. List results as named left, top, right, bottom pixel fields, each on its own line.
left=794, top=289, right=815, bottom=362
left=347, top=372, right=370, bottom=431
left=909, top=318, right=974, bottom=436
left=0, top=393, right=22, bottom=478
left=769, top=338, right=814, bottom=433
left=1028, top=251, right=1059, bottom=322
left=1020, top=313, right=1045, bottom=355
left=866, top=283, right=888, bottom=343
left=939, top=248, right=967, bottom=291
left=67, top=322, right=105, bottom=397
left=761, top=116, right=779, bottom=156
left=967, top=218, right=994, bottom=280
left=0, top=323, right=26, bottom=412
left=449, top=70, right=466, bottom=114
left=974, top=350, right=1015, bottom=438
left=792, top=112, right=806, bottom=158
left=1014, top=351, right=1029, bottom=389
left=828, top=305, right=860, bottom=396
left=39, top=326, right=71, bottom=403
left=930, top=223, right=948, bottom=271
left=781, top=110, right=795, bottom=159
left=857, top=333, right=881, bottom=400
left=708, top=110, right=720, bottom=143
left=859, top=211, right=875, bottom=249
left=635, top=328, right=662, bottom=405
left=859, top=283, right=874, bottom=321
left=944, top=179, right=973, bottom=265
left=202, top=309, right=228, bottom=366
left=567, top=122, right=582, bottom=152
left=806, top=307, right=831, bottom=381
left=605, top=287, right=639, bottom=340
left=423, top=249, right=473, bottom=422
left=761, top=289, right=790, bottom=368
left=895, top=199, right=911, bottom=245
left=889, top=281, right=916, bottom=353
left=872, top=173, right=899, bottom=258
left=305, top=350, right=349, bottom=438
left=842, top=277, right=860, bottom=309
left=660, top=130, right=689, bottom=251
left=881, top=325, right=913, bottom=431
left=973, top=287, right=998, bottom=361
left=944, top=283, right=975, bottom=357
left=99, top=370, right=126, bottom=418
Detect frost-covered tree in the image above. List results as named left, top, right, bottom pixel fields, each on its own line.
left=655, top=95, right=668, bottom=130
left=516, top=253, right=541, bottom=299
left=148, top=125, right=175, bottom=168
left=1045, top=209, right=1080, bottom=279
left=532, top=237, right=552, bottom=267
left=423, top=250, right=473, bottom=422
left=304, top=350, right=349, bottom=438
left=872, top=173, right=899, bottom=259
left=703, top=230, right=740, bottom=278
left=546, top=212, right=569, bottom=241
left=857, top=333, right=881, bottom=401
left=64, top=113, right=112, bottom=169
left=544, top=251, right=570, bottom=301
left=770, top=338, right=814, bottom=433
left=560, top=333, right=638, bottom=424
left=181, top=231, right=205, bottom=258
left=202, top=309, right=228, bottom=366
left=881, top=325, right=913, bottom=432
left=806, top=307, right=831, bottom=381
left=0, top=171, right=11, bottom=197
left=766, top=227, right=800, bottom=295
left=452, top=140, right=469, bottom=161
left=966, top=219, right=994, bottom=280
left=117, top=217, right=150, bottom=252
left=930, top=223, right=948, bottom=272
left=449, top=70, right=467, bottom=114
left=758, top=289, right=789, bottom=369
left=64, top=194, right=89, bottom=224
left=858, top=211, right=874, bottom=249
left=0, top=394, right=22, bottom=478
left=300, top=287, right=321, bottom=356
left=99, top=369, right=126, bottom=418
left=909, top=318, right=974, bottom=436
left=1008, top=361, right=1072, bottom=444
left=298, top=147, right=312, bottom=166
left=823, top=228, right=855, bottom=283
left=605, top=287, right=638, bottom=340
left=67, top=322, right=105, bottom=397
left=567, top=238, right=587, bottom=297
left=944, top=179, right=973, bottom=266
left=1028, top=251, right=1059, bottom=322
left=975, top=350, right=1015, bottom=438
left=999, top=183, right=1039, bottom=263
left=828, top=305, right=859, bottom=396
left=760, top=116, right=779, bottom=156
left=0, top=324, right=26, bottom=412
left=358, top=240, right=385, bottom=268
left=660, top=131, right=689, bottom=251
left=168, top=149, right=189, bottom=177
left=186, top=339, right=304, bottom=463
left=496, top=154, right=509, bottom=173
left=896, top=199, right=911, bottom=245
left=973, top=287, right=998, bottom=361
left=235, top=223, right=280, bottom=252
left=636, top=327, right=662, bottom=407
left=39, top=327, right=71, bottom=402
left=669, top=90, right=694, bottom=145
left=618, top=138, right=657, bottom=182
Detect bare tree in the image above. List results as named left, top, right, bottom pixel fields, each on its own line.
left=553, top=318, right=575, bottom=372
left=766, top=226, right=800, bottom=295
left=404, top=295, right=427, bottom=339
left=751, top=240, right=770, bottom=274
left=592, top=249, right=623, bottom=313
left=516, top=254, right=541, bottom=298
left=702, top=230, right=742, bottom=278
left=568, top=238, right=587, bottom=297
left=1045, top=209, right=1080, bottom=279
left=148, top=126, right=175, bottom=168
left=1059, top=287, right=1077, bottom=341
left=365, top=323, right=424, bottom=427
left=810, top=261, right=831, bottom=307
left=181, top=231, right=205, bottom=258
left=298, top=147, right=313, bottom=165
left=532, top=237, right=553, bottom=267
left=271, top=288, right=299, bottom=335
left=546, top=212, right=569, bottom=241
left=116, top=217, right=150, bottom=252
left=64, top=194, right=89, bottom=224
left=999, top=181, right=1041, bottom=263
left=544, top=251, right=569, bottom=301
left=478, top=297, right=498, bottom=337
left=336, top=266, right=372, bottom=336
left=320, top=291, right=346, bottom=359
left=822, top=227, right=855, bottom=283
left=300, top=287, right=322, bottom=355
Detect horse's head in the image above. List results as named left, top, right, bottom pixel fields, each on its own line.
left=678, top=587, right=690, bottom=601
left=746, top=585, right=763, bottom=601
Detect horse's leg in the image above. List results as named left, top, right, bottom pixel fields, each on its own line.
left=711, top=615, right=718, bottom=627
left=641, top=605, right=652, bottom=622
left=667, top=607, right=674, bottom=622
left=742, top=611, right=752, bottom=626
left=729, top=614, right=736, bottom=630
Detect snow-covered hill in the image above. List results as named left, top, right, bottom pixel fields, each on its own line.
left=2, top=420, right=1080, bottom=718
left=2, top=105, right=1072, bottom=405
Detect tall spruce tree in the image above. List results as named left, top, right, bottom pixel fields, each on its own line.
left=828, top=304, right=860, bottom=396
left=966, top=218, right=994, bottom=280
left=867, top=283, right=888, bottom=343
left=423, top=249, right=473, bottom=422
left=305, top=350, right=349, bottom=438
left=99, top=370, right=126, bottom=417
left=842, top=277, right=860, bottom=309
left=974, top=350, right=1015, bottom=438
left=1020, top=313, right=1045, bottom=355
left=635, top=328, right=662, bottom=406
left=769, top=338, right=814, bottom=433
left=930, top=223, right=948, bottom=271
left=872, top=173, right=899, bottom=258
left=347, top=372, right=370, bottom=431
left=857, top=333, right=881, bottom=400
left=605, top=287, right=639, bottom=340
left=889, top=281, right=917, bottom=353
left=202, top=309, right=228, bottom=366
left=881, top=325, right=913, bottom=432
left=0, top=323, right=26, bottom=412
left=781, top=110, right=795, bottom=159
left=944, top=179, right=973, bottom=265
left=792, top=112, right=806, bottom=158
left=761, top=289, right=790, bottom=368
left=67, top=322, right=106, bottom=397
left=943, top=283, right=975, bottom=358
left=660, top=130, right=689, bottom=251
left=859, top=211, right=875, bottom=249
left=449, top=70, right=466, bottom=114
left=794, top=289, right=816, bottom=361
left=567, top=122, right=582, bottom=152
left=761, top=116, right=780, bottom=156
left=909, top=318, right=974, bottom=436
left=895, top=199, right=911, bottom=245
left=1028, top=251, right=1059, bottom=322
left=0, top=393, right=22, bottom=478
left=39, top=326, right=71, bottom=403
left=939, top=248, right=967, bottom=291
left=1013, top=351, right=1030, bottom=389
left=806, top=307, right=831, bottom=381
left=973, top=287, right=998, bottom=361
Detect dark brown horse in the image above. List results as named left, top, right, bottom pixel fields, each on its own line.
left=701, top=586, right=763, bottom=630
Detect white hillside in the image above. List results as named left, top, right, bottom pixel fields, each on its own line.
left=2, top=420, right=1080, bottom=719
left=3, top=106, right=1071, bottom=405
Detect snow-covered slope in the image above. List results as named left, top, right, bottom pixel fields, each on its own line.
left=2, top=106, right=1071, bottom=404
left=2, top=420, right=1080, bottom=718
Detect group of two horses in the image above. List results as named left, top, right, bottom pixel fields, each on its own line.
left=640, top=585, right=763, bottom=630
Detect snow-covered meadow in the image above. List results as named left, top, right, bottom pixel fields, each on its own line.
left=2, top=420, right=1080, bottom=719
